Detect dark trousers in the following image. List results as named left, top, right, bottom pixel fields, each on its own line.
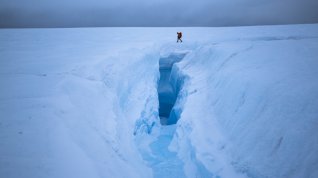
left=177, top=38, right=182, bottom=42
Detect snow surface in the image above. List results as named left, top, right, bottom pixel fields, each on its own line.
left=1, top=24, right=318, bottom=178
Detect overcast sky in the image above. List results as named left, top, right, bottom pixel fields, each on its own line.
left=1, top=0, right=318, bottom=27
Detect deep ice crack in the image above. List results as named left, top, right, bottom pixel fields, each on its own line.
left=158, top=53, right=187, bottom=125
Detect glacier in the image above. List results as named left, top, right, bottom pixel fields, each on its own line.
left=0, top=24, right=318, bottom=178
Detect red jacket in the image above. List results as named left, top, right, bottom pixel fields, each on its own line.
left=177, top=32, right=182, bottom=38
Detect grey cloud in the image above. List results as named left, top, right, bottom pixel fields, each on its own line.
left=0, top=0, right=318, bottom=27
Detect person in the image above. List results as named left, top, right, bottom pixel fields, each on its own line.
left=177, top=32, right=182, bottom=43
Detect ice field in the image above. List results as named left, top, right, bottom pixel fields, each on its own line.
left=1, top=24, right=318, bottom=178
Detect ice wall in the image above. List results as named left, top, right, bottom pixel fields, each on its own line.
left=0, top=28, right=160, bottom=178
left=170, top=36, right=318, bottom=178
left=158, top=53, right=187, bottom=125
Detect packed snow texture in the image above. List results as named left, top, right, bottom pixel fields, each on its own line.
left=1, top=24, right=318, bottom=178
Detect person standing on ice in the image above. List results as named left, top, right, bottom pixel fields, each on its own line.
left=177, top=32, right=182, bottom=43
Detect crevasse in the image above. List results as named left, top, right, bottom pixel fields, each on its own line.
left=158, top=52, right=187, bottom=125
